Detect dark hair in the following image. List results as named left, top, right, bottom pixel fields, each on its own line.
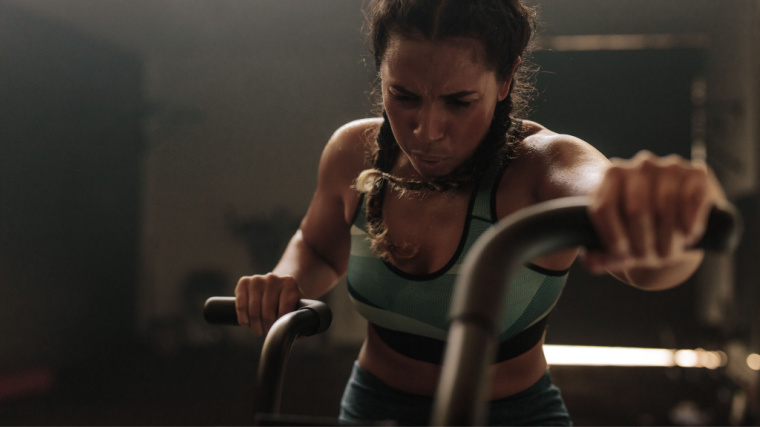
left=357, top=0, right=538, bottom=261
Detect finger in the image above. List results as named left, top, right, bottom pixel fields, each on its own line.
left=278, top=276, right=301, bottom=321
left=589, top=166, right=629, bottom=257
left=261, top=275, right=280, bottom=334
left=234, top=277, right=250, bottom=327
left=622, top=162, right=655, bottom=259
left=653, top=160, right=684, bottom=257
left=247, top=277, right=265, bottom=335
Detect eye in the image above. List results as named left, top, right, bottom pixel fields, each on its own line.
left=389, top=91, right=418, bottom=104
left=447, top=98, right=472, bottom=108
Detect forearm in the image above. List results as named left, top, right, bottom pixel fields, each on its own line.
left=271, top=229, right=343, bottom=299
left=610, top=250, right=705, bottom=291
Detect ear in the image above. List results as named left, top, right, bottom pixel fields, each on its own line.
left=497, top=56, right=522, bottom=101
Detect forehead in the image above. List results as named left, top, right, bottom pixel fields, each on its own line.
left=381, top=32, right=495, bottom=84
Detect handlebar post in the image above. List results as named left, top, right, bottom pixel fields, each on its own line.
left=253, top=309, right=316, bottom=416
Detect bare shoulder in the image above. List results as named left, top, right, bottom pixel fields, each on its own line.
left=299, top=117, right=381, bottom=266
left=319, top=117, right=381, bottom=187
left=328, top=117, right=383, bottom=155
left=511, top=120, right=611, bottom=201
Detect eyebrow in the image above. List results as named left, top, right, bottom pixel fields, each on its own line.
left=389, top=85, right=478, bottom=99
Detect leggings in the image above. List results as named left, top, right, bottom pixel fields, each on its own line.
left=339, top=362, right=571, bottom=426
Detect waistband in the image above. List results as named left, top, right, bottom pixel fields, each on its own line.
left=372, top=315, right=549, bottom=364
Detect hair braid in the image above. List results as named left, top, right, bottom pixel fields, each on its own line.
left=355, top=106, right=521, bottom=261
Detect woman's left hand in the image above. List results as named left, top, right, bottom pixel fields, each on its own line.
left=583, top=150, right=725, bottom=277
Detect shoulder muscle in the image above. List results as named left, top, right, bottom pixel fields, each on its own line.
left=522, top=130, right=611, bottom=201
left=318, top=118, right=380, bottom=190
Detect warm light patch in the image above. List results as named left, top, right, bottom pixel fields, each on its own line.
left=747, top=353, right=760, bottom=371
left=544, top=345, right=727, bottom=369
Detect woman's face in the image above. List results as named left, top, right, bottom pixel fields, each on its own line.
left=380, top=33, right=511, bottom=180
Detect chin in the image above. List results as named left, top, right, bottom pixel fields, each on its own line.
left=414, top=166, right=451, bottom=181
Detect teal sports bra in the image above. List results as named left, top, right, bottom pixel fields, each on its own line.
left=346, top=164, right=569, bottom=364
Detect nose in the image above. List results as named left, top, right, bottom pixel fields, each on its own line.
left=413, top=104, right=445, bottom=143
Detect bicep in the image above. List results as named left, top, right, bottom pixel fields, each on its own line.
left=299, top=188, right=353, bottom=277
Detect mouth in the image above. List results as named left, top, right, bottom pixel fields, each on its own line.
left=413, top=153, right=445, bottom=164
left=411, top=153, right=448, bottom=175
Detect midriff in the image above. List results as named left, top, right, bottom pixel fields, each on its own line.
left=357, top=323, right=548, bottom=400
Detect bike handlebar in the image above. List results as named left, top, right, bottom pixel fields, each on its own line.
left=204, top=297, right=332, bottom=418
left=203, top=297, right=332, bottom=337
left=431, top=196, right=742, bottom=426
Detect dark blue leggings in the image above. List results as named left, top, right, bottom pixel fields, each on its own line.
left=339, top=362, right=572, bottom=426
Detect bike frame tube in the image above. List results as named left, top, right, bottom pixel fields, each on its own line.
left=254, top=308, right=321, bottom=416
left=202, top=297, right=332, bottom=420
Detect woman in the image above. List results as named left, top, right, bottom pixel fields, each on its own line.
left=235, top=0, right=725, bottom=425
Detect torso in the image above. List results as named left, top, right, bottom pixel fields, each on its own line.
left=330, top=117, right=606, bottom=399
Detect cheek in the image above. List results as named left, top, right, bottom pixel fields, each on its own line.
left=455, top=109, right=492, bottom=144
left=383, top=103, right=413, bottom=137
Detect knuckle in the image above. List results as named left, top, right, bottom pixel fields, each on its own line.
left=662, top=153, right=684, bottom=165
left=235, top=276, right=251, bottom=293
left=249, top=275, right=266, bottom=291
left=638, top=156, right=657, bottom=171
left=631, top=150, right=656, bottom=167
left=605, top=164, right=626, bottom=179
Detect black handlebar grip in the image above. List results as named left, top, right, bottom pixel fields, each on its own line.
left=203, top=296, right=238, bottom=325
left=579, top=202, right=743, bottom=253
left=694, top=203, right=743, bottom=253
left=202, top=297, right=332, bottom=336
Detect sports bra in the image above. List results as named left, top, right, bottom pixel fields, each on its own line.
left=346, top=158, right=569, bottom=365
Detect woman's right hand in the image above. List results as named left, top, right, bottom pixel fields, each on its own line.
left=235, top=273, right=304, bottom=335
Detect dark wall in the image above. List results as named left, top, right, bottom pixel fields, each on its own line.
left=529, top=48, right=709, bottom=348
left=529, top=48, right=702, bottom=158
left=0, top=3, right=143, bottom=365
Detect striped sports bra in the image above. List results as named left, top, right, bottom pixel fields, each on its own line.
left=346, top=162, right=569, bottom=364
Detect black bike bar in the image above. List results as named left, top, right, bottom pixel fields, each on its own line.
left=203, top=297, right=332, bottom=337
left=253, top=302, right=332, bottom=417
left=203, top=297, right=332, bottom=419
left=431, top=196, right=742, bottom=426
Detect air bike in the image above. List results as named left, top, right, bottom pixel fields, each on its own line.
left=204, top=196, right=742, bottom=426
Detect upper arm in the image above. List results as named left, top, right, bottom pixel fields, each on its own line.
left=532, top=133, right=612, bottom=201
left=505, top=131, right=612, bottom=271
left=298, top=119, right=377, bottom=276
